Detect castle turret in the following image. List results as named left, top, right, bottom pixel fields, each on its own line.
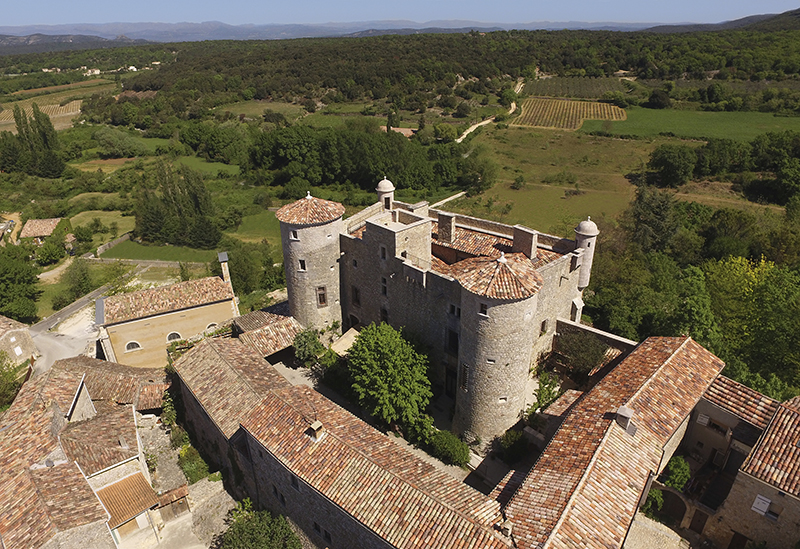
left=451, top=252, right=543, bottom=444
left=276, top=192, right=345, bottom=330
left=376, top=177, right=395, bottom=210
left=574, top=217, right=599, bottom=290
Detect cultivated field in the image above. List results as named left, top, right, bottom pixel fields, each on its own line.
left=525, top=77, right=627, bottom=98
left=515, top=98, right=626, bottom=130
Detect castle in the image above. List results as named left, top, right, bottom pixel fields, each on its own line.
left=276, top=180, right=598, bottom=442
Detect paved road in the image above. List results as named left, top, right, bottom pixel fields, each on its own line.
left=30, top=283, right=110, bottom=334
left=31, top=330, right=93, bottom=375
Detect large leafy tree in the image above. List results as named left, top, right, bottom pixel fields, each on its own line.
left=648, top=144, right=697, bottom=188
left=0, top=244, right=40, bottom=322
left=347, top=322, right=431, bottom=427
left=219, top=499, right=300, bottom=549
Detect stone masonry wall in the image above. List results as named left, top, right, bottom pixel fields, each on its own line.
left=529, top=253, right=583, bottom=362
left=702, top=472, right=800, bottom=549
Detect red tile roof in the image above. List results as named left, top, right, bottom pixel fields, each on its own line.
left=450, top=252, right=544, bottom=300
left=60, top=403, right=139, bottom=476
left=136, top=382, right=169, bottom=410
left=103, top=276, right=234, bottom=325
left=542, top=389, right=584, bottom=418
left=238, top=315, right=304, bottom=357
left=28, top=462, right=108, bottom=530
left=19, top=217, right=61, bottom=239
left=96, top=472, right=159, bottom=529
left=704, top=375, right=779, bottom=430
left=57, top=356, right=165, bottom=405
left=432, top=221, right=512, bottom=258
left=504, top=337, right=725, bottom=549
left=275, top=195, right=345, bottom=226
left=242, top=385, right=506, bottom=549
left=158, top=484, right=189, bottom=507
left=173, top=338, right=291, bottom=438
left=743, top=403, right=800, bottom=496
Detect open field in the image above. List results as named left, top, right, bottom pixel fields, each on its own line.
left=525, top=77, right=627, bottom=99
left=581, top=107, right=800, bottom=141
left=101, top=240, right=217, bottom=262
left=70, top=210, right=135, bottom=233
left=214, top=100, right=306, bottom=120
left=71, top=158, right=135, bottom=172
left=226, top=210, right=282, bottom=246
left=515, top=98, right=626, bottom=130
left=10, top=79, right=111, bottom=96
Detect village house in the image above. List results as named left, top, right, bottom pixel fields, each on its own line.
left=0, top=356, right=168, bottom=548
left=96, top=252, right=239, bottom=368
left=18, top=217, right=63, bottom=246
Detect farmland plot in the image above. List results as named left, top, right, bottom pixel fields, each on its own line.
left=525, top=77, right=626, bottom=98
left=515, top=98, right=626, bottom=130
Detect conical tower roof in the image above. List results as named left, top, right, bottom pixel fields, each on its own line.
left=451, top=252, right=543, bottom=300
left=275, top=192, right=345, bottom=226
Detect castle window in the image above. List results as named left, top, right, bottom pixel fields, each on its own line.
left=479, top=303, right=488, bottom=316
left=540, top=320, right=548, bottom=336
left=352, top=259, right=358, bottom=268
left=206, top=323, right=218, bottom=331
left=298, top=259, right=306, bottom=271
left=498, top=396, right=508, bottom=403
left=314, top=522, right=321, bottom=534
left=447, top=329, right=459, bottom=356
left=381, top=277, right=387, bottom=296
left=487, top=359, right=496, bottom=364
left=324, top=530, right=332, bottom=543
left=384, top=196, right=391, bottom=209
left=352, top=286, right=361, bottom=307
left=317, top=287, right=327, bottom=307
left=380, top=246, right=387, bottom=260
left=290, top=230, right=299, bottom=240
left=449, top=304, right=462, bottom=317
left=459, top=363, right=469, bottom=392
left=380, top=307, right=389, bottom=323
left=290, top=474, right=299, bottom=491
left=166, top=332, right=182, bottom=343
left=125, top=341, right=142, bottom=352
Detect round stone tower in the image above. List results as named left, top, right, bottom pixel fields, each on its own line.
left=276, top=192, right=345, bottom=330
left=451, top=252, right=543, bottom=444
left=376, top=176, right=395, bottom=210
left=574, top=216, right=599, bottom=290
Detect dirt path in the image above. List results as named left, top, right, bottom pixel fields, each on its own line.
left=456, top=79, right=524, bottom=143
left=38, top=256, right=73, bottom=284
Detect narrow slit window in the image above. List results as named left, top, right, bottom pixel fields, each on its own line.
left=317, top=286, right=327, bottom=307
left=479, top=303, right=488, bottom=316
left=298, top=259, right=306, bottom=271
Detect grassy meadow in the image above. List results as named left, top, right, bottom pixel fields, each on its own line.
left=100, top=240, right=217, bottom=262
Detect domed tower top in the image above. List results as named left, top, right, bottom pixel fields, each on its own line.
left=453, top=252, right=544, bottom=301
left=575, top=216, right=599, bottom=237
left=275, top=192, right=345, bottom=226
left=376, top=176, right=395, bottom=210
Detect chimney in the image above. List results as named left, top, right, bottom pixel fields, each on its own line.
left=499, top=520, right=513, bottom=538
left=438, top=212, right=456, bottom=244
left=218, top=251, right=231, bottom=285
left=616, top=406, right=637, bottom=436
left=309, top=420, right=326, bottom=442
left=512, top=225, right=538, bottom=259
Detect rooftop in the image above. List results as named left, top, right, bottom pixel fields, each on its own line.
left=19, top=217, right=61, bottom=239
left=275, top=193, right=345, bottom=226
left=703, top=375, right=779, bottom=431
left=60, top=402, right=139, bottom=476
left=173, top=338, right=291, bottom=438
left=743, top=402, right=800, bottom=496
left=57, top=355, right=165, bottom=405
left=503, top=337, right=725, bottom=549
left=238, top=315, right=304, bottom=358
left=450, top=252, right=544, bottom=300
left=96, top=472, right=159, bottom=529
left=242, top=385, right=506, bottom=549
left=102, top=276, right=234, bottom=325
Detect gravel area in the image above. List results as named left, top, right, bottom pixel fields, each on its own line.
left=138, top=414, right=187, bottom=493
left=188, top=478, right=236, bottom=547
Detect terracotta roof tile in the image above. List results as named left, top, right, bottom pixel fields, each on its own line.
left=103, top=276, right=234, bottom=325
left=173, top=338, right=291, bottom=438
left=96, top=472, right=159, bottom=529
left=28, top=462, right=108, bottom=530
left=504, top=337, right=725, bottom=549
left=19, top=218, right=61, bottom=239
left=275, top=195, right=345, bottom=226
left=56, top=356, right=165, bottom=405
left=136, top=382, right=169, bottom=410
left=157, top=484, right=188, bottom=507
left=60, top=403, right=139, bottom=476
left=432, top=221, right=512, bottom=258
left=242, top=385, right=506, bottom=549
left=450, top=252, right=544, bottom=300
left=542, top=389, right=584, bottom=418
left=239, top=315, right=304, bottom=357
left=704, top=375, right=779, bottom=430
left=743, top=403, right=800, bottom=496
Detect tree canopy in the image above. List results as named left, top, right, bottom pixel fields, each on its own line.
left=218, top=499, right=301, bottom=549
left=347, top=322, right=432, bottom=427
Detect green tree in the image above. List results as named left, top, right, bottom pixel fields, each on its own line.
left=0, top=244, right=40, bottom=322
left=36, top=240, right=64, bottom=266
left=63, top=258, right=93, bottom=300
left=628, top=187, right=679, bottom=253
left=0, top=351, right=24, bottom=411
left=292, top=328, right=324, bottom=367
left=648, top=144, right=697, bottom=188
left=557, top=331, right=609, bottom=385
left=220, top=499, right=301, bottom=549
left=347, top=323, right=432, bottom=427
left=663, top=456, right=691, bottom=490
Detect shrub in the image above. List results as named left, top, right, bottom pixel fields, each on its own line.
left=642, top=488, right=664, bottom=518
left=664, top=455, right=691, bottom=490
left=499, top=429, right=528, bottom=465
left=428, top=430, right=470, bottom=466
left=0, top=352, right=24, bottom=411
left=220, top=499, right=301, bottom=549
left=178, top=444, right=209, bottom=484
left=292, top=328, right=324, bottom=367
left=170, top=424, right=190, bottom=449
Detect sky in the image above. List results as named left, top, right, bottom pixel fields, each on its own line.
left=3, top=0, right=799, bottom=27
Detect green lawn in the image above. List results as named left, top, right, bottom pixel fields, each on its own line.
left=101, top=240, right=216, bottom=262
left=175, top=156, right=240, bottom=175
left=70, top=210, right=135, bottom=233
left=227, top=210, right=282, bottom=247
left=581, top=107, right=800, bottom=141
left=214, top=100, right=305, bottom=120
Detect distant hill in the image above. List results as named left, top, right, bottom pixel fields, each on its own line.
left=0, top=33, right=148, bottom=55
left=644, top=14, right=776, bottom=33
left=744, top=8, right=800, bottom=31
